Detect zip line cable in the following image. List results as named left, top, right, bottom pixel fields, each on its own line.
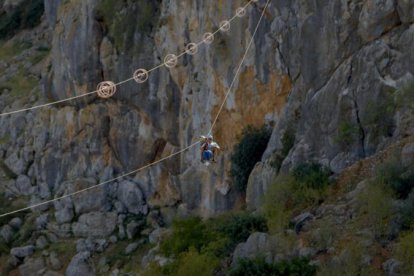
left=0, top=141, right=199, bottom=218
left=209, top=0, right=270, bottom=136
left=0, top=0, right=271, bottom=218
left=0, top=0, right=256, bottom=117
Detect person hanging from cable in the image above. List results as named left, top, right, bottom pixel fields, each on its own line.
left=200, top=134, right=220, bottom=163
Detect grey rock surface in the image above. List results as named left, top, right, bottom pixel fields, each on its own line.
left=1, top=225, right=13, bottom=243
left=232, top=232, right=275, bottom=265
left=9, top=217, right=23, bottom=230
left=397, top=0, right=414, bottom=23
left=72, top=212, right=117, bottom=238
left=66, top=252, right=95, bottom=276
left=35, top=236, right=49, bottom=250
left=49, top=251, right=62, bottom=270
left=10, top=245, right=35, bottom=258
left=15, top=175, right=33, bottom=196
left=382, top=258, right=401, bottom=276
left=125, top=242, right=140, bottom=255
left=126, top=221, right=143, bottom=240
left=18, top=257, right=45, bottom=276
left=117, top=180, right=146, bottom=215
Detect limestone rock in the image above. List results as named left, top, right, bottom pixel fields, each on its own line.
left=126, top=221, right=144, bottom=240
left=66, top=252, right=95, bottom=276
left=9, top=217, right=23, bottom=230
left=35, top=214, right=49, bottom=229
left=36, top=236, right=49, bottom=250
left=291, top=212, right=314, bottom=234
left=72, top=212, right=117, bottom=238
left=125, top=242, right=140, bottom=255
left=149, top=228, right=169, bottom=244
left=232, top=232, right=275, bottom=265
left=246, top=162, right=275, bottom=210
left=117, top=180, right=146, bottom=215
left=382, top=258, right=401, bottom=276
left=358, top=0, right=400, bottom=42
left=18, top=257, right=45, bottom=276
left=10, top=245, right=35, bottom=258
left=69, top=179, right=108, bottom=215
left=49, top=251, right=62, bottom=270
left=16, top=175, right=33, bottom=196
left=1, top=225, right=13, bottom=243
left=397, top=0, right=414, bottom=23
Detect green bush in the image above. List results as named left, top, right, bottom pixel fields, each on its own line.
left=264, top=163, right=332, bottom=234
left=318, top=241, right=374, bottom=276
left=376, top=156, right=414, bottom=199
left=160, top=213, right=267, bottom=259
left=204, top=212, right=267, bottom=257
left=292, top=162, right=332, bottom=190
left=175, top=248, right=220, bottom=276
left=160, top=217, right=209, bottom=257
left=334, top=121, right=359, bottom=147
left=356, top=181, right=394, bottom=239
left=263, top=174, right=294, bottom=233
left=228, top=257, right=316, bottom=276
left=231, top=125, right=271, bottom=193
left=0, top=0, right=44, bottom=39
left=400, top=190, right=414, bottom=230
left=395, top=231, right=414, bottom=275
left=157, top=213, right=267, bottom=275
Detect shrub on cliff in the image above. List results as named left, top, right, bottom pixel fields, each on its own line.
left=264, top=162, right=332, bottom=233
left=160, top=213, right=267, bottom=258
left=0, top=0, right=44, bottom=39
left=229, top=257, right=316, bottom=276
left=231, top=125, right=271, bottom=193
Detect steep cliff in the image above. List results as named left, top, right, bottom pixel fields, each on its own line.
left=0, top=0, right=413, bottom=274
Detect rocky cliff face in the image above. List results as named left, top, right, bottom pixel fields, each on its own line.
left=0, top=0, right=413, bottom=274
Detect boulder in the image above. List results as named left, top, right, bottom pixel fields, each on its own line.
left=117, top=180, right=146, bottom=215
left=18, top=257, right=45, bottom=276
left=149, top=228, right=168, bottom=244
left=125, top=242, right=140, bottom=255
left=69, top=179, right=108, bottom=215
left=16, top=175, right=33, bottom=196
left=72, top=212, right=117, bottom=238
left=9, top=217, right=23, bottom=230
left=232, top=232, right=275, bottom=265
left=54, top=202, right=74, bottom=225
left=35, top=214, right=49, bottom=229
left=95, top=239, right=108, bottom=253
left=36, top=236, right=49, bottom=250
left=291, top=212, right=314, bottom=234
left=49, top=251, right=62, bottom=270
left=382, top=258, right=401, bottom=276
left=10, top=245, right=35, bottom=258
left=1, top=225, right=13, bottom=243
left=76, top=239, right=94, bottom=253
left=66, top=252, right=95, bottom=276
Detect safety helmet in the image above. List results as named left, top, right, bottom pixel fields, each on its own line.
left=207, top=134, right=213, bottom=140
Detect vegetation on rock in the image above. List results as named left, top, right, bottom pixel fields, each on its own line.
left=231, top=125, right=272, bottom=193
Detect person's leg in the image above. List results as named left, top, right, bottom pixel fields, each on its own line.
left=212, top=148, right=216, bottom=162
left=203, top=151, right=208, bottom=161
